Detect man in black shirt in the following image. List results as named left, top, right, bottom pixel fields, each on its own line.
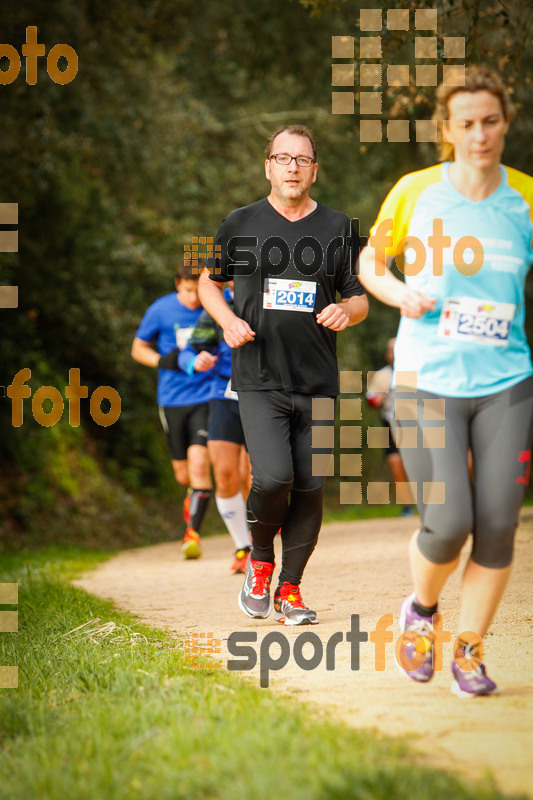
left=199, top=124, right=368, bottom=624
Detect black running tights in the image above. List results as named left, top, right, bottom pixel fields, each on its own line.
left=238, top=390, right=334, bottom=587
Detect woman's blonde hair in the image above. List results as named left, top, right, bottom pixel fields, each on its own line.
left=432, top=66, right=515, bottom=161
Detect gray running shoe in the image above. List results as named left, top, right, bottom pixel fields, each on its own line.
left=238, top=558, right=274, bottom=619
left=398, top=592, right=434, bottom=682
left=451, top=661, right=498, bottom=698
left=273, top=582, right=318, bottom=626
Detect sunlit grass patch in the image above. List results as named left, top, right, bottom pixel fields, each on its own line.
left=0, top=550, right=524, bottom=800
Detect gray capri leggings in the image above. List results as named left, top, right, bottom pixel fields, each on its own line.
left=395, top=377, right=533, bottom=568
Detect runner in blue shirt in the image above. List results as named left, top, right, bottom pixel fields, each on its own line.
left=131, top=259, right=216, bottom=558
left=180, top=285, right=253, bottom=574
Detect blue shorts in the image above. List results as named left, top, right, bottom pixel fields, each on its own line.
left=208, top=399, right=246, bottom=446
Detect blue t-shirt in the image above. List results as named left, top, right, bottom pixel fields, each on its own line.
left=370, top=163, right=533, bottom=397
left=135, top=293, right=213, bottom=407
left=178, top=288, right=235, bottom=401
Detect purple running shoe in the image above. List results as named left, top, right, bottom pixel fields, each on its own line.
left=451, top=661, right=498, bottom=698
left=398, top=592, right=434, bottom=682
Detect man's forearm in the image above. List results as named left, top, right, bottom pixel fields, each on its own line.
left=340, top=293, right=369, bottom=326
left=198, top=273, right=237, bottom=329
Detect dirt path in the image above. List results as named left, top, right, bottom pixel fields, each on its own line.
left=74, top=512, right=533, bottom=797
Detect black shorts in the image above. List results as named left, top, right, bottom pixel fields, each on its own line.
left=208, top=398, right=246, bottom=446
left=159, top=403, right=209, bottom=460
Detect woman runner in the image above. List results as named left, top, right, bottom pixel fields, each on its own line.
left=358, top=66, right=533, bottom=697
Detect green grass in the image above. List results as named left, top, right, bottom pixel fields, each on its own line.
left=323, top=502, right=417, bottom=523
left=0, top=549, right=526, bottom=800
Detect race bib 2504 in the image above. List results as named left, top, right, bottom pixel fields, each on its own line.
left=438, top=297, right=515, bottom=347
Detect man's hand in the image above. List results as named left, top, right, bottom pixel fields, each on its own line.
left=194, top=351, right=218, bottom=372
left=223, top=318, right=256, bottom=348
left=316, top=303, right=350, bottom=331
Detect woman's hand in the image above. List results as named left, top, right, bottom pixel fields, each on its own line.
left=398, top=285, right=437, bottom=318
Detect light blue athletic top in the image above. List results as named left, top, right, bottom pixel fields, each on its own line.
left=370, top=163, right=533, bottom=397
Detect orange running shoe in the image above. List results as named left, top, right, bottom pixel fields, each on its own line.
left=181, top=527, right=201, bottom=559
left=230, top=547, right=251, bottom=574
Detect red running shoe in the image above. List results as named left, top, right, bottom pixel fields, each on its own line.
left=274, top=582, right=318, bottom=626
left=238, top=559, right=275, bottom=618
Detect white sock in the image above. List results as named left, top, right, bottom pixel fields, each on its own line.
left=215, top=492, right=252, bottom=550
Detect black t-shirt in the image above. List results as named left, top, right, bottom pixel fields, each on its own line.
left=209, top=198, right=365, bottom=395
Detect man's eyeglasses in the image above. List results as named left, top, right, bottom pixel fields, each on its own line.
left=269, top=153, right=315, bottom=168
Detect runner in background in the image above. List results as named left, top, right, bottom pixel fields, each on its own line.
left=131, top=259, right=215, bottom=559
left=366, top=337, right=413, bottom=515
left=358, top=66, right=533, bottom=696
left=179, top=284, right=253, bottom=574
left=199, top=124, right=368, bottom=625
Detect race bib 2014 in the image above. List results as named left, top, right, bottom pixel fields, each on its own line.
left=263, top=279, right=316, bottom=312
